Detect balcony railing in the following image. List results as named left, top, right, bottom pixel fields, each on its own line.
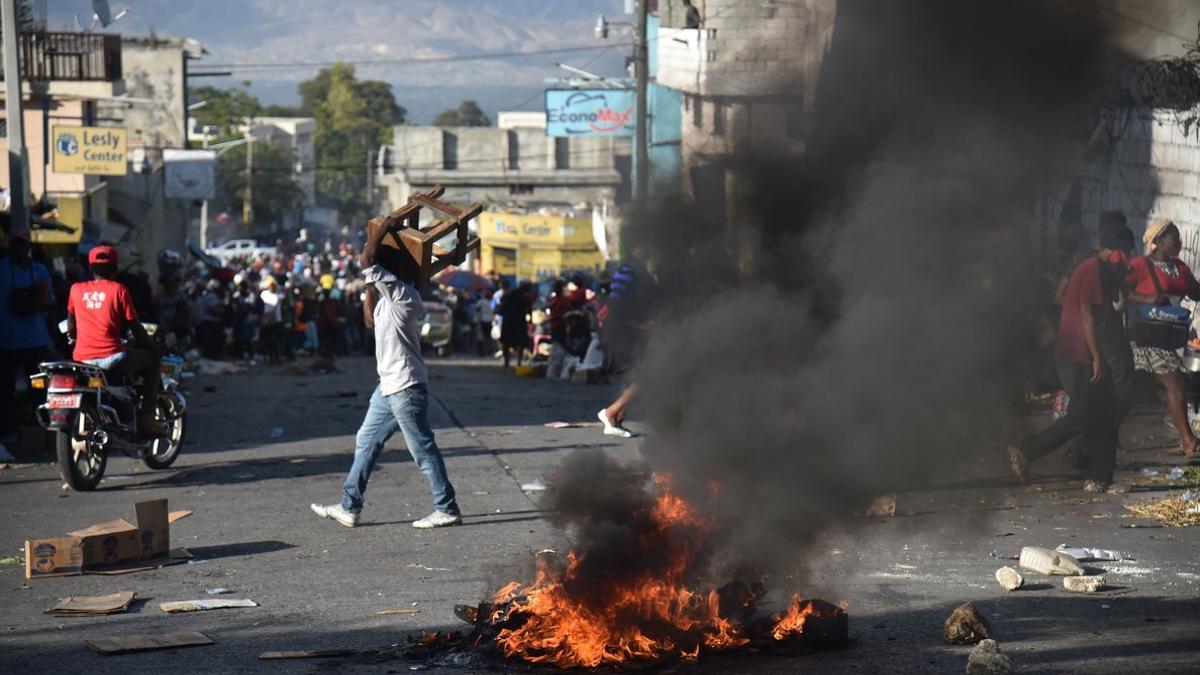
left=0, top=31, right=122, bottom=82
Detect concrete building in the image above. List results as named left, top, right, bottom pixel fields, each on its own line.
left=379, top=121, right=630, bottom=210
left=477, top=206, right=605, bottom=280
left=244, top=116, right=317, bottom=203
left=652, top=0, right=836, bottom=209
left=0, top=31, right=124, bottom=255
left=91, top=36, right=205, bottom=278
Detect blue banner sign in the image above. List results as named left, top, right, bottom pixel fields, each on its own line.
left=545, top=89, right=635, bottom=137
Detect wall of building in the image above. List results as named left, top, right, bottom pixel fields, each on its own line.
left=477, top=209, right=605, bottom=280
left=99, top=38, right=189, bottom=150
left=382, top=125, right=628, bottom=210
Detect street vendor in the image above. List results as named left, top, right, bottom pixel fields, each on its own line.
left=311, top=215, right=461, bottom=529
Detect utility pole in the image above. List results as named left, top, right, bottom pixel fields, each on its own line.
left=2, top=0, right=30, bottom=235
left=243, top=128, right=253, bottom=232
left=634, top=0, right=649, bottom=200
left=366, top=147, right=374, bottom=214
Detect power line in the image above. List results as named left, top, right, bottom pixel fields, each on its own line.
left=193, top=44, right=633, bottom=75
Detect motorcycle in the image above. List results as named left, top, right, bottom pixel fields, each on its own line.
left=30, top=323, right=188, bottom=491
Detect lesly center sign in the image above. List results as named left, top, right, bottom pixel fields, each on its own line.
left=545, top=89, right=635, bottom=137
left=51, top=125, right=128, bottom=176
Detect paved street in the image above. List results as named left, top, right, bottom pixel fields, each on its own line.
left=2, top=356, right=1199, bottom=673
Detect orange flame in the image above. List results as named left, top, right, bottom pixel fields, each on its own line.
left=486, top=475, right=819, bottom=667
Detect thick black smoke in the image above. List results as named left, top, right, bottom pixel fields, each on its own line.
left=544, top=0, right=1134, bottom=585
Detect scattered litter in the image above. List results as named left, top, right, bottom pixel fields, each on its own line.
left=521, top=479, right=549, bottom=493
left=377, top=608, right=422, bottom=616
left=160, top=598, right=258, bottom=613
left=1054, top=545, right=1130, bottom=562
left=0, top=555, right=20, bottom=565
left=1063, top=576, right=1106, bottom=593
left=966, top=639, right=1012, bottom=675
left=260, top=650, right=358, bottom=660
left=943, top=602, right=992, bottom=645
left=89, top=548, right=192, bottom=575
left=1018, top=546, right=1083, bottom=576
left=406, top=563, right=450, bottom=572
left=1140, top=468, right=1160, bottom=477
left=1166, top=466, right=1185, bottom=480
left=195, top=359, right=245, bottom=376
left=86, top=630, right=214, bottom=655
left=46, top=591, right=136, bottom=616
left=994, top=566, right=1024, bottom=591
left=543, top=421, right=599, bottom=429
left=865, top=494, right=896, bottom=518
left=472, top=491, right=489, bottom=496
left=269, top=427, right=284, bottom=439
left=24, top=499, right=183, bottom=579
left=1125, top=493, right=1200, bottom=527
left=206, top=588, right=233, bottom=595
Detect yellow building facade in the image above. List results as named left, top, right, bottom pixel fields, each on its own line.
left=477, top=210, right=604, bottom=280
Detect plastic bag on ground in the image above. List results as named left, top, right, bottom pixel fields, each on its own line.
left=1055, top=544, right=1130, bottom=562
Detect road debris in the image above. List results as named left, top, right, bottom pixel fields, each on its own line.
left=86, top=630, right=214, bottom=655
left=1054, top=545, right=1129, bottom=561
left=1063, top=576, right=1106, bottom=593
left=1018, top=546, right=1083, bottom=576
left=994, top=566, right=1024, bottom=591
left=377, top=608, right=422, bottom=616
left=205, top=588, right=233, bottom=595
left=1125, top=492, right=1200, bottom=527
left=943, top=602, right=992, bottom=644
left=521, top=479, right=549, bottom=492
left=543, top=421, right=599, bottom=429
left=45, top=591, right=136, bottom=616
left=865, top=494, right=897, bottom=517
left=966, top=639, right=1012, bottom=675
left=0, top=554, right=20, bottom=565
left=260, top=649, right=360, bottom=659
left=159, top=598, right=258, bottom=613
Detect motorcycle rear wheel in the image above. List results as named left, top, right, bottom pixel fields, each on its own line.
left=56, top=410, right=106, bottom=491
left=143, top=396, right=185, bottom=470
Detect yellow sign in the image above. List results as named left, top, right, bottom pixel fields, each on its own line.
left=51, top=125, right=127, bottom=176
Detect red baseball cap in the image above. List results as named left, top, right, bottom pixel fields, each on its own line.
left=88, top=245, right=118, bottom=264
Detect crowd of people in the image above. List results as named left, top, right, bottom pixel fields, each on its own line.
left=1013, top=212, right=1200, bottom=494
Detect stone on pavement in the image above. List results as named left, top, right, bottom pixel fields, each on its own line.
left=966, top=639, right=1013, bottom=675
left=994, top=566, right=1024, bottom=591
left=1063, top=575, right=1106, bottom=593
left=944, top=601, right=992, bottom=645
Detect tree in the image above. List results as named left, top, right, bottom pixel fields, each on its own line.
left=190, top=84, right=261, bottom=134
left=432, top=100, right=491, bottom=127
left=296, top=62, right=406, bottom=217
left=214, top=139, right=306, bottom=228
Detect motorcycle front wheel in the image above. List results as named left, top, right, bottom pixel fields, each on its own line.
left=56, top=410, right=106, bottom=491
left=143, top=395, right=185, bottom=470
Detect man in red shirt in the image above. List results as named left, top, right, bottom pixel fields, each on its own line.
left=67, top=246, right=166, bottom=438
left=1008, top=222, right=1134, bottom=493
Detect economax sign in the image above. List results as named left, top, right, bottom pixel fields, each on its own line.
left=51, top=125, right=128, bottom=176
left=545, top=89, right=635, bottom=137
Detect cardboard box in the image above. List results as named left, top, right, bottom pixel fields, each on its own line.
left=25, top=499, right=182, bottom=579
left=68, top=519, right=140, bottom=568
left=134, top=499, right=169, bottom=559
left=24, top=537, right=84, bottom=578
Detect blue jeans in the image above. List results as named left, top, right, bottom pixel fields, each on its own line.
left=341, top=384, right=458, bottom=515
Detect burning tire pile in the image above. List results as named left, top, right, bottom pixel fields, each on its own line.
left=406, top=474, right=847, bottom=668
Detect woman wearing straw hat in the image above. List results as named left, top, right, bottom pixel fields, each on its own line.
left=1125, top=218, right=1200, bottom=457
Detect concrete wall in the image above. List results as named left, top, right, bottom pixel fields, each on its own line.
left=1045, top=107, right=1200, bottom=270
left=383, top=125, right=628, bottom=210
left=98, top=38, right=188, bottom=150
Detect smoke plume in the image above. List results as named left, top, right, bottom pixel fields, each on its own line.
left=545, top=0, right=1135, bottom=584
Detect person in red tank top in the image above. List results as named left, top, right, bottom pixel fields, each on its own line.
left=67, top=246, right=166, bottom=438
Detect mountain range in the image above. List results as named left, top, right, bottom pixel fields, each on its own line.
left=47, top=0, right=631, bottom=121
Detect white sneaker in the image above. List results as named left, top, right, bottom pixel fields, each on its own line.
left=311, top=503, right=359, bottom=528
left=597, top=409, right=635, bottom=438
left=412, top=510, right=462, bottom=529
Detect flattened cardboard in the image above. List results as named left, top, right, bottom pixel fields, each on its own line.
left=167, top=509, right=192, bottom=523
left=87, top=548, right=192, bottom=575
left=134, top=499, right=169, bottom=559
left=159, top=598, right=257, bottom=613
left=68, top=518, right=140, bottom=568
left=85, top=630, right=214, bottom=655
left=24, top=537, right=83, bottom=578
left=46, top=591, right=136, bottom=616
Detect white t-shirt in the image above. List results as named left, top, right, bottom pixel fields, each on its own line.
left=366, top=266, right=427, bottom=395
left=475, top=297, right=494, bottom=323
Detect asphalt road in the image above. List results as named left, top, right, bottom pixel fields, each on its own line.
left=1, top=356, right=1198, bottom=674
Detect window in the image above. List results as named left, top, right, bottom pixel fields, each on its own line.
left=692, top=96, right=702, bottom=128
left=554, top=137, right=570, bottom=169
